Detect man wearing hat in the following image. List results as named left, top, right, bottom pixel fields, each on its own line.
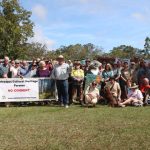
left=119, top=83, right=143, bottom=107
left=52, top=55, right=69, bottom=108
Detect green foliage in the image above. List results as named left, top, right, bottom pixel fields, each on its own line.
left=50, top=43, right=103, bottom=60
left=20, top=42, right=48, bottom=60
left=0, top=0, right=34, bottom=59
left=109, top=45, right=138, bottom=58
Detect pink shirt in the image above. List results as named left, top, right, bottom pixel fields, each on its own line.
left=127, top=89, right=143, bottom=100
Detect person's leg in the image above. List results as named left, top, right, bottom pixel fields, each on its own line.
left=72, top=85, right=77, bottom=102
left=120, top=97, right=134, bottom=105
left=62, top=80, right=69, bottom=106
left=79, top=85, right=83, bottom=101
left=85, top=95, right=92, bottom=104
left=56, top=80, right=62, bottom=104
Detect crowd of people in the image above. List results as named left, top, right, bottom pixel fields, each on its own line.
left=0, top=55, right=150, bottom=108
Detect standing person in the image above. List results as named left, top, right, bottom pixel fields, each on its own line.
left=120, top=62, right=132, bottom=100
left=27, top=62, right=37, bottom=78
left=67, top=60, right=73, bottom=105
left=52, top=55, right=69, bottom=108
left=102, top=63, right=114, bottom=82
left=36, top=61, right=50, bottom=77
left=0, top=56, right=10, bottom=78
left=9, top=60, right=21, bottom=78
left=71, top=61, right=84, bottom=104
left=17, top=60, right=29, bottom=78
left=137, top=60, right=149, bottom=87
left=112, top=62, right=121, bottom=82
left=129, top=62, right=137, bottom=83
left=84, top=58, right=91, bottom=75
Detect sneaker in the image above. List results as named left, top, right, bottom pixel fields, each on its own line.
left=65, top=105, right=69, bottom=108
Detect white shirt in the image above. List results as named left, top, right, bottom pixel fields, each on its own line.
left=52, top=63, right=69, bottom=80
left=127, top=89, right=143, bottom=100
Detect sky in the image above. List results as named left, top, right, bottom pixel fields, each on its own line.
left=20, top=0, right=150, bottom=52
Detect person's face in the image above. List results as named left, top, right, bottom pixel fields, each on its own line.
left=131, top=88, right=136, bottom=92
left=110, top=79, right=115, bottom=84
left=106, top=64, right=110, bottom=70
left=113, top=64, right=117, bottom=69
left=15, top=63, right=20, bottom=68
left=124, top=63, right=128, bottom=68
left=58, top=58, right=64, bottom=65
left=32, top=64, right=37, bottom=69
left=40, top=63, right=45, bottom=68
left=75, top=64, right=80, bottom=69
left=11, top=61, right=15, bottom=66
left=86, top=61, right=90, bottom=66
left=4, top=59, right=9, bottom=65
left=92, top=82, right=97, bottom=87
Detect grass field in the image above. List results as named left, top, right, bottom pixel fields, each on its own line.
left=0, top=105, right=150, bottom=150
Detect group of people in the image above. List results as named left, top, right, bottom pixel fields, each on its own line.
left=0, top=55, right=150, bottom=108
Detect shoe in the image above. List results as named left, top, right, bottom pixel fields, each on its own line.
left=60, top=103, right=64, bottom=107
left=65, top=105, right=69, bottom=108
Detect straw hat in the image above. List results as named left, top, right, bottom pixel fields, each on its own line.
left=129, top=83, right=139, bottom=89
left=57, top=55, right=64, bottom=59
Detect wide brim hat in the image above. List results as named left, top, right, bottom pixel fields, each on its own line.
left=74, top=60, right=81, bottom=65
left=15, top=60, right=20, bottom=64
left=57, top=55, right=64, bottom=59
left=129, top=83, right=139, bottom=89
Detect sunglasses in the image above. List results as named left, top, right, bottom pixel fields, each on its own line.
left=92, top=83, right=97, bottom=86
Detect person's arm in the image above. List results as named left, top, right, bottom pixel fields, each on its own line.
left=137, top=90, right=144, bottom=101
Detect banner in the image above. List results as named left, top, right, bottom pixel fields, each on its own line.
left=0, top=78, right=56, bottom=102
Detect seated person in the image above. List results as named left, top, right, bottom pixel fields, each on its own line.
left=104, top=76, right=121, bottom=107
left=119, top=83, right=143, bottom=107
left=84, top=81, right=99, bottom=106
left=139, top=78, right=150, bottom=105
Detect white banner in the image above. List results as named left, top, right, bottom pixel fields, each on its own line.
left=0, top=78, right=56, bottom=102
left=0, top=78, right=39, bottom=102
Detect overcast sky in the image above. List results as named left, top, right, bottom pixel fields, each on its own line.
left=20, top=0, right=150, bottom=51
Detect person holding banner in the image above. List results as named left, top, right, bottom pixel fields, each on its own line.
left=36, top=61, right=50, bottom=77
left=0, top=56, right=10, bottom=78
left=52, top=55, right=69, bottom=108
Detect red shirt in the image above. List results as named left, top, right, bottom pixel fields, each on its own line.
left=140, top=85, right=150, bottom=93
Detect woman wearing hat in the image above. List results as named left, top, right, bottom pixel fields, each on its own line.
left=71, top=61, right=84, bottom=103
left=119, top=83, right=143, bottom=107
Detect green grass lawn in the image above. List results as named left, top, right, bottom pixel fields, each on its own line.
left=0, top=105, right=150, bottom=150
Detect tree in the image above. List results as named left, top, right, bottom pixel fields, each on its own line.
left=109, top=45, right=137, bottom=58
left=21, top=42, right=48, bottom=60
left=50, top=43, right=103, bottom=60
left=144, top=37, right=150, bottom=58
left=0, top=0, right=34, bottom=59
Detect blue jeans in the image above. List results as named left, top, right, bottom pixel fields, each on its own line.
left=56, top=80, right=68, bottom=105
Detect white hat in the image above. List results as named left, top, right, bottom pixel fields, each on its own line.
left=58, top=55, right=64, bottom=59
